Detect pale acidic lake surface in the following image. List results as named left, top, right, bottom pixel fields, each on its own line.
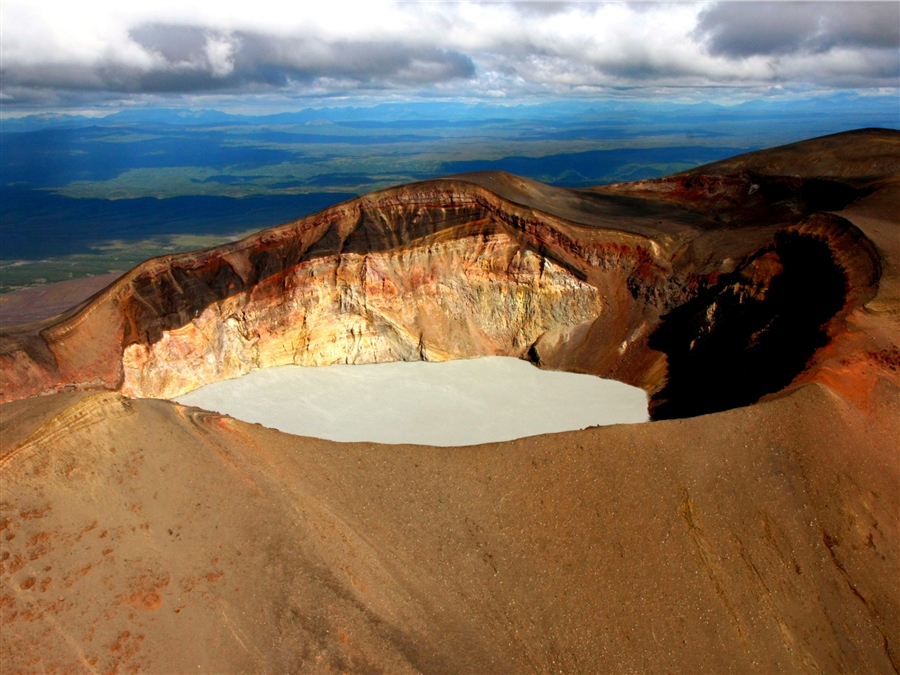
left=175, top=356, right=649, bottom=446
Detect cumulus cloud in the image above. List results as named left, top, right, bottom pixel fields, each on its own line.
left=695, top=1, right=900, bottom=57
left=0, top=0, right=897, bottom=108
left=86, top=23, right=475, bottom=94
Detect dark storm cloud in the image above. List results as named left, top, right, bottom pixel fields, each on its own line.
left=1, top=61, right=145, bottom=92
left=130, top=24, right=208, bottom=63
left=235, top=33, right=476, bottom=86
left=153, top=25, right=473, bottom=92
left=695, top=1, right=900, bottom=58
left=3, top=23, right=476, bottom=96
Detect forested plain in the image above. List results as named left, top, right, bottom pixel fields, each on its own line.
left=2, top=95, right=896, bottom=292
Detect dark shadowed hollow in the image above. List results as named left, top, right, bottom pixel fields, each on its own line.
left=649, top=231, right=851, bottom=419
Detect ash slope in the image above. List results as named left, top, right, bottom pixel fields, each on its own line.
left=1, top=129, right=899, bottom=674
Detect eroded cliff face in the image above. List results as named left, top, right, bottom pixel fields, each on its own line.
left=0, top=184, right=670, bottom=403
left=121, top=230, right=603, bottom=399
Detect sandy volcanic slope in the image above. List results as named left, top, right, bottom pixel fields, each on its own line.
left=1, top=381, right=897, bottom=674
left=1, top=129, right=899, bottom=673
left=0, top=274, right=123, bottom=329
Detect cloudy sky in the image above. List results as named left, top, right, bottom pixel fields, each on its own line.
left=1, top=1, right=898, bottom=111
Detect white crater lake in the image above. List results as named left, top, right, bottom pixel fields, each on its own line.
left=175, top=356, right=649, bottom=446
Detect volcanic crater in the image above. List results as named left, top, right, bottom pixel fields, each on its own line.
left=0, top=132, right=887, bottom=420
left=1, top=129, right=898, bottom=674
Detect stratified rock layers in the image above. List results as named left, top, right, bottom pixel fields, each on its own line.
left=122, top=231, right=602, bottom=399
left=1, top=186, right=667, bottom=404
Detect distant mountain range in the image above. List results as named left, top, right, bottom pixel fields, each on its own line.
left=3, top=93, right=898, bottom=132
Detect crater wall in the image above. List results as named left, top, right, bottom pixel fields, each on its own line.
left=0, top=171, right=883, bottom=420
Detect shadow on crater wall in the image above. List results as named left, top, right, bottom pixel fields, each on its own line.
left=648, top=229, right=849, bottom=420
